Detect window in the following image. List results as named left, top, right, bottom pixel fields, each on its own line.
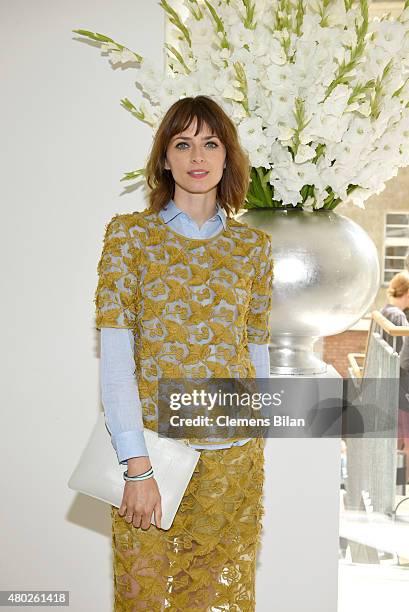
left=383, top=213, right=409, bottom=284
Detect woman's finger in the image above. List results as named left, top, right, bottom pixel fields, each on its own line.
left=154, top=500, right=162, bottom=529
left=132, top=512, right=142, bottom=529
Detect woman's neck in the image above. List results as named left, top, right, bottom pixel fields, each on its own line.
left=390, top=297, right=407, bottom=311
left=172, top=196, right=218, bottom=229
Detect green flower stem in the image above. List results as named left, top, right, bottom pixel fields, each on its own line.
left=160, top=0, right=192, bottom=47
left=294, top=0, right=305, bottom=37
left=164, top=44, right=192, bottom=75
left=318, top=0, right=333, bottom=28
left=72, top=29, right=143, bottom=62
left=186, top=0, right=203, bottom=20
left=291, top=97, right=311, bottom=156
left=233, top=61, right=250, bottom=115
left=120, top=98, right=156, bottom=127
left=323, top=0, right=368, bottom=102
left=273, top=0, right=293, bottom=60
left=348, top=78, right=376, bottom=106
left=398, top=0, right=409, bottom=23
left=370, top=59, right=393, bottom=119
left=203, top=0, right=230, bottom=49
left=392, top=75, right=409, bottom=99
left=242, top=0, right=256, bottom=29
left=120, top=168, right=146, bottom=182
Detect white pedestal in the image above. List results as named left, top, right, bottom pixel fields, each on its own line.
left=256, top=365, right=342, bottom=612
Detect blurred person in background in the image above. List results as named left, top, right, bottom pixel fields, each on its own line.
left=381, top=271, right=409, bottom=483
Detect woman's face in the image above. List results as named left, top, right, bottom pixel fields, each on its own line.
left=164, top=118, right=226, bottom=199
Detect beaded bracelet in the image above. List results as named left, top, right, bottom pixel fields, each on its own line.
left=123, top=467, right=154, bottom=482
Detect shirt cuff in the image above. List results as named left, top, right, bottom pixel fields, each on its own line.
left=111, top=430, right=149, bottom=465
left=248, top=342, right=270, bottom=378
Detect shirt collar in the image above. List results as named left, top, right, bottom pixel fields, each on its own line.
left=161, top=198, right=227, bottom=230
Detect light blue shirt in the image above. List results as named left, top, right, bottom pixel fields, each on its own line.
left=100, top=199, right=271, bottom=464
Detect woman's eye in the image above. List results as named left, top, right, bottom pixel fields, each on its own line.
left=175, top=141, right=219, bottom=149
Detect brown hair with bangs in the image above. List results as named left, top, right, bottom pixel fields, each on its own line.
left=145, top=96, right=251, bottom=216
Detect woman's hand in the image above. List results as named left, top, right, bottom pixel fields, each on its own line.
left=118, top=457, right=162, bottom=529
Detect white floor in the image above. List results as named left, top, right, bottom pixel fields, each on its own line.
left=338, top=557, right=409, bottom=611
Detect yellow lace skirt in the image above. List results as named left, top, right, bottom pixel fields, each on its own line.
left=111, top=437, right=265, bottom=612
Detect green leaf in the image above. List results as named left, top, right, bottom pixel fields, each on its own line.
left=72, top=29, right=116, bottom=44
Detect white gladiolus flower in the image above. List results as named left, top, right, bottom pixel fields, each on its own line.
left=230, top=101, right=248, bottom=120
left=303, top=196, right=316, bottom=212
left=156, top=76, right=189, bottom=110
left=270, top=157, right=321, bottom=196
left=228, top=22, right=254, bottom=49
left=295, top=145, right=317, bottom=164
left=237, top=116, right=271, bottom=164
left=348, top=187, right=373, bottom=208
left=363, top=44, right=394, bottom=79
left=302, top=106, right=351, bottom=143
left=221, top=83, right=244, bottom=102
left=81, top=0, right=409, bottom=209
left=298, top=13, right=324, bottom=40
left=266, top=64, right=298, bottom=96
left=368, top=20, right=406, bottom=55
left=327, top=0, right=348, bottom=25
left=189, top=17, right=217, bottom=47
left=137, top=58, right=162, bottom=98
left=100, top=42, right=115, bottom=54
left=322, top=84, right=352, bottom=117
left=264, top=122, right=293, bottom=148
left=111, top=48, right=138, bottom=64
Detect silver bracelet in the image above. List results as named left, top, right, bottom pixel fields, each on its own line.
left=123, top=467, right=154, bottom=482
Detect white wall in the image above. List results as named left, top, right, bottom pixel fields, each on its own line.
left=1, top=2, right=163, bottom=610
left=1, top=3, right=341, bottom=611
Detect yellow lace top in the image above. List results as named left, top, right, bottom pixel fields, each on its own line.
left=94, top=209, right=274, bottom=445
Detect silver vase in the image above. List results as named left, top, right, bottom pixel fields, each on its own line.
left=237, top=208, right=380, bottom=375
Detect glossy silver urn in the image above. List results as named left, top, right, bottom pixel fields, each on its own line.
left=237, top=208, right=380, bottom=375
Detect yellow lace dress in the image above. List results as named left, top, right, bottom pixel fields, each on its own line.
left=95, top=209, right=274, bottom=611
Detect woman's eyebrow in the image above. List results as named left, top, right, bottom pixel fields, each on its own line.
left=172, top=135, right=219, bottom=141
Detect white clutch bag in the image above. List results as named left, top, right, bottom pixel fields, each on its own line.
left=67, top=412, right=201, bottom=530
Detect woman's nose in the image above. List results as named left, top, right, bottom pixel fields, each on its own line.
left=191, top=147, right=204, bottom=163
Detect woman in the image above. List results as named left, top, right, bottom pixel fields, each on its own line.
left=381, top=271, right=409, bottom=481
left=95, top=95, right=274, bottom=610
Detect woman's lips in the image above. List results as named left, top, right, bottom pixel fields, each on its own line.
left=187, top=171, right=209, bottom=179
